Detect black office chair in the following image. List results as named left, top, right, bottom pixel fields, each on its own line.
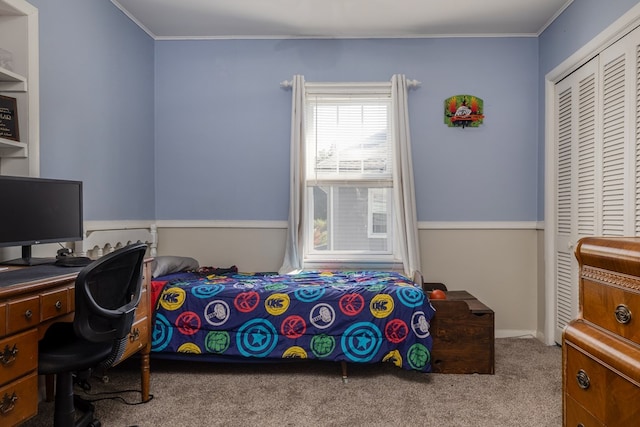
left=38, top=243, right=147, bottom=427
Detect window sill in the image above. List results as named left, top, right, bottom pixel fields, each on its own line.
left=303, top=259, right=404, bottom=272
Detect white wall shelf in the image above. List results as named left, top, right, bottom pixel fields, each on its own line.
left=0, top=136, right=26, bottom=157
left=0, top=0, right=38, bottom=175
left=0, top=66, right=27, bottom=91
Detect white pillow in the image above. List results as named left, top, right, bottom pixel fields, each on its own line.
left=151, top=256, right=199, bottom=278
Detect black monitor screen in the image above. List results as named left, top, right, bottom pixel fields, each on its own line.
left=0, top=175, right=83, bottom=248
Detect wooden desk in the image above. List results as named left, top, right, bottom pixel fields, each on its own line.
left=0, top=260, right=152, bottom=426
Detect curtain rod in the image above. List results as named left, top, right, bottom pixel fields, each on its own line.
left=279, top=79, right=421, bottom=90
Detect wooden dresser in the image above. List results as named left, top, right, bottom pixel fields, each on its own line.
left=563, top=237, right=640, bottom=426
left=0, top=260, right=152, bottom=426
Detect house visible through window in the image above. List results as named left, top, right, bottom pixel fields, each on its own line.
left=304, top=84, right=396, bottom=266
left=368, top=188, right=389, bottom=238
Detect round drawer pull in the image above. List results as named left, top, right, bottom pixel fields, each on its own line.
left=576, top=369, right=590, bottom=390
left=24, top=309, right=32, bottom=319
left=615, top=304, right=632, bottom=324
left=55, top=300, right=62, bottom=310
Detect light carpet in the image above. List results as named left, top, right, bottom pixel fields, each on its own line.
left=22, top=338, right=562, bottom=427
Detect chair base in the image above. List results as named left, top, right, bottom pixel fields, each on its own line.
left=53, top=371, right=101, bottom=427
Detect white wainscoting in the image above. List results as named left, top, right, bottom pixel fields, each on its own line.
left=153, top=220, right=545, bottom=341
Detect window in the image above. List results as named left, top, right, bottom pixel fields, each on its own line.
left=280, top=75, right=420, bottom=277
left=304, top=84, right=397, bottom=267
left=368, top=188, right=389, bottom=238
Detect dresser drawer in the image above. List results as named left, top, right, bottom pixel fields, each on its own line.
left=0, top=372, right=38, bottom=426
left=582, top=278, right=640, bottom=345
left=564, top=394, right=603, bottom=427
left=6, top=297, right=40, bottom=336
left=565, top=343, right=640, bottom=425
left=0, top=329, right=38, bottom=387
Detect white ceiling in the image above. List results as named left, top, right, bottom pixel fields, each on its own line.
left=111, top=0, right=574, bottom=40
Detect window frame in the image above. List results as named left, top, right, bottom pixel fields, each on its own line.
left=301, top=82, right=400, bottom=269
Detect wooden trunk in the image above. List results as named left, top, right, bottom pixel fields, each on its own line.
left=429, top=290, right=495, bottom=374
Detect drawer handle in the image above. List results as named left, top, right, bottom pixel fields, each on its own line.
left=0, top=392, right=17, bottom=414
left=24, top=309, right=32, bottom=319
left=0, top=344, right=18, bottom=365
left=576, top=369, right=590, bottom=390
left=55, top=300, right=62, bottom=310
left=615, top=304, right=632, bottom=324
left=129, top=327, right=140, bottom=342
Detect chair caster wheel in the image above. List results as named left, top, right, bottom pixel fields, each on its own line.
left=89, top=420, right=101, bottom=427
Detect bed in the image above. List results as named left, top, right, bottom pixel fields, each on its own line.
left=149, top=266, right=436, bottom=376
left=73, top=227, right=436, bottom=377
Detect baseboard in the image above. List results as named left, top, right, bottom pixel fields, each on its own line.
left=495, top=329, right=537, bottom=339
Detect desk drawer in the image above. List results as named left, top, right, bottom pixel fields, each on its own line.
left=0, top=329, right=37, bottom=387
left=0, top=372, right=38, bottom=426
left=117, top=316, right=149, bottom=363
left=40, top=287, right=71, bottom=322
left=0, top=304, right=5, bottom=337
left=6, top=296, right=39, bottom=336
left=135, top=287, right=148, bottom=323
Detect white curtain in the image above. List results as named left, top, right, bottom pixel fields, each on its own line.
left=279, top=75, right=305, bottom=274
left=279, top=74, right=422, bottom=279
left=391, top=74, right=422, bottom=279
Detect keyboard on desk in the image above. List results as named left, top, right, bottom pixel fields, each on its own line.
left=0, top=264, right=85, bottom=287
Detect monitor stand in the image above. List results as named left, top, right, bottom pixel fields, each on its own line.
left=0, top=245, right=56, bottom=266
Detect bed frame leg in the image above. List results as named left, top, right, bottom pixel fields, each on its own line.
left=341, top=361, right=348, bottom=383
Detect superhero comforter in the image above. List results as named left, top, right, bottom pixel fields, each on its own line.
left=151, top=270, right=436, bottom=372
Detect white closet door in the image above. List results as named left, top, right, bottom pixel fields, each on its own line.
left=630, top=27, right=640, bottom=234
left=552, top=26, right=640, bottom=344
left=635, top=38, right=640, bottom=233
left=599, top=31, right=633, bottom=236
left=553, top=58, right=599, bottom=343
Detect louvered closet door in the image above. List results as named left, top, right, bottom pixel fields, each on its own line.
left=552, top=26, right=640, bottom=344
left=553, top=58, right=599, bottom=344
left=628, top=27, right=640, bottom=234
left=599, top=29, right=634, bottom=237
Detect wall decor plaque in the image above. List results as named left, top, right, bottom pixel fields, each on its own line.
left=0, top=95, right=19, bottom=141
left=444, top=95, right=484, bottom=128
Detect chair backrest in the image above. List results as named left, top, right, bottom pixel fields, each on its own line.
left=73, top=243, right=147, bottom=344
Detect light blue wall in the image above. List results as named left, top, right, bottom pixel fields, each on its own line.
left=537, top=0, right=640, bottom=219
left=29, top=1, right=640, bottom=223
left=155, top=38, right=539, bottom=221
left=29, top=0, right=155, bottom=221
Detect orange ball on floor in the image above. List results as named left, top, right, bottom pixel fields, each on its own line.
left=429, top=289, right=447, bottom=300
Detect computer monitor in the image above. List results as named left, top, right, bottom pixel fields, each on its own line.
left=0, top=175, right=83, bottom=266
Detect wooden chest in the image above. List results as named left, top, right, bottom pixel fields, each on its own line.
left=564, top=237, right=640, bottom=426
left=429, top=290, right=495, bottom=374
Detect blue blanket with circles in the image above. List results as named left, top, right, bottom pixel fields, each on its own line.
left=151, top=270, right=436, bottom=372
